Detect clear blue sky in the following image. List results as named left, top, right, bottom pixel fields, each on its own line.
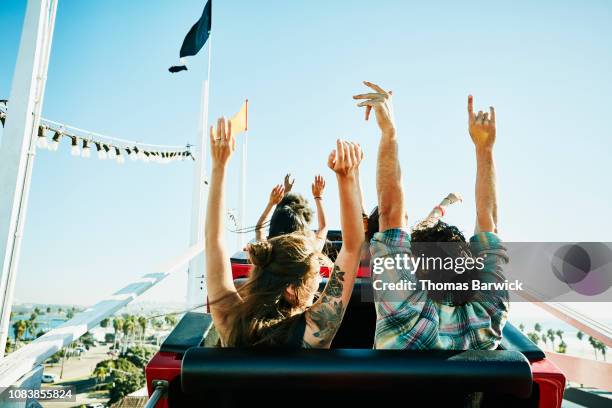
left=1, top=0, right=611, bottom=306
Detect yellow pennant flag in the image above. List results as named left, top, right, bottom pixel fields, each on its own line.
left=212, top=99, right=248, bottom=136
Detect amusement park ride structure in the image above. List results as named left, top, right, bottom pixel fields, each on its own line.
left=0, top=1, right=610, bottom=407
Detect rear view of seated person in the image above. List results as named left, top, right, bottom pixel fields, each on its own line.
left=255, top=174, right=328, bottom=252
left=204, top=117, right=364, bottom=348
left=354, top=82, right=508, bottom=350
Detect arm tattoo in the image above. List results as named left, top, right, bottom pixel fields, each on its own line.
left=307, top=265, right=346, bottom=346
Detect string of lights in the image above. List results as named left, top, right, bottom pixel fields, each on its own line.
left=0, top=101, right=194, bottom=165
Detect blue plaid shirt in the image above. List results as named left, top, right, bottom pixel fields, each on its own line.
left=371, top=228, right=509, bottom=350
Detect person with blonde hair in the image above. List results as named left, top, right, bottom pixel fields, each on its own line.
left=205, top=116, right=364, bottom=348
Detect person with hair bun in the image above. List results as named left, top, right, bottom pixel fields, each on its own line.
left=205, top=116, right=364, bottom=348
left=254, top=174, right=328, bottom=253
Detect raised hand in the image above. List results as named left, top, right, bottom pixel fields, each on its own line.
left=311, top=175, right=326, bottom=198
left=209, top=117, right=236, bottom=168
left=268, top=184, right=285, bottom=205
left=468, top=95, right=496, bottom=150
left=327, top=140, right=363, bottom=178
left=353, top=81, right=395, bottom=134
left=283, top=173, right=295, bottom=193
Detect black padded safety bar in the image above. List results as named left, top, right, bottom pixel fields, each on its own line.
left=181, top=348, right=533, bottom=398
left=160, top=312, right=213, bottom=354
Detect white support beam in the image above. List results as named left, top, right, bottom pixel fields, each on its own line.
left=0, top=0, right=58, bottom=358
left=0, top=242, right=203, bottom=388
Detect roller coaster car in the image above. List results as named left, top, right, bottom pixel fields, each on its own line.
left=146, top=231, right=566, bottom=408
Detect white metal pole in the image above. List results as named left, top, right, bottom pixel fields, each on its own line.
left=0, top=0, right=58, bottom=358
left=238, top=131, right=247, bottom=250
left=187, top=35, right=212, bottom=307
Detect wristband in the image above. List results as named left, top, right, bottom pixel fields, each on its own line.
left=314, top=196, right=322, bottom=200
left=434, top=205, right=445, bottom=216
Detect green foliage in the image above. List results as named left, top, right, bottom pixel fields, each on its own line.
left=526, top=332, right=540, bottom=345
left=534, top=323, right=542, bottom=332
left=557, top=341, right=567, bottom=354
left=122, top=346, right=156, bottom=368
left=100, top=318, right=110, bottom=328
left=94, top=357, right=145, bottom=403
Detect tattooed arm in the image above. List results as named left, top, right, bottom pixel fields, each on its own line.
left=303, top=140, right=364, bottom=348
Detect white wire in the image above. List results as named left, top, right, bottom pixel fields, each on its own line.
left=0, top=104, right=190, bottom=150
left=41, top=118, right=188, bottom=150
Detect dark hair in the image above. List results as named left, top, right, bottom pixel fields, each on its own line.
left=365, top=206, right=380, bottom=242
left=410, top=222, right=477, bottom=305
left=268, top=193, right=314, bottom=239
left=226, top=233, right=321, bottom=347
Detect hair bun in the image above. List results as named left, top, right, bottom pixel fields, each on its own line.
left=248, top=241, right=274, bottom=267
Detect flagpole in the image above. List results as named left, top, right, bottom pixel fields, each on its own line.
left=187, top=34, right=212, bottom=308
left=238, top=105, right=247, bottom=250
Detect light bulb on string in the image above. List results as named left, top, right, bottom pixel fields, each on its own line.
left=49, top=131, right=62, bottom=151
left=142, top=151, right=150, bottom=163
left=70, top=137, right=81, bottom=156
left=95, top=142, right=106, bottom=160
left=130, top=147, right=139, bottom=161
left=81, top=139, right=91, bottom=158
left=108, top=145, right=117, bottom=159
left=102, top=144, right=110, bottom=160
left=116, top=148, right=125, bottom=164
left=137, top=148, right=146, bottom=161
left=36, top=125, right=48, bottom=149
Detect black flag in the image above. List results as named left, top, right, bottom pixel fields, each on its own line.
left=169, top=0, right=212, bottom=73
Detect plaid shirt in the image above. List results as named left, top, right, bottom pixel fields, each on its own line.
left=371, top=228, right=509, bottom=350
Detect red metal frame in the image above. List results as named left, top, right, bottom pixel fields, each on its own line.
left=145, top=352, right=182, bottom=408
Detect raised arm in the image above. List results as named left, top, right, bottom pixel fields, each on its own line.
left=205, top=117, right=241, bottom=336
left=303, top=141, right=364, bottom=348
left=311, top=175, right=328, bottom=249
left=467, top=95, right=498, bottom=233
left=353, top=81, right=405, bottom=230
left=255, top=184, right=285, bottom=242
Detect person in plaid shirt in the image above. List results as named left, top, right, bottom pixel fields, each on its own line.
left=353, top=82, right=508, bottom=350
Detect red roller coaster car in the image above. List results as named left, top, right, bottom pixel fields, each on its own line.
left=146, top=231, right=566, bottom=407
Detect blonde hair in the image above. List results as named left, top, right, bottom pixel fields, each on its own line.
left=226, top=233, right=322, bottom=347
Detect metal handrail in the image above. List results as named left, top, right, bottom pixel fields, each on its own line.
left=144, top=380, right=168, bottom=408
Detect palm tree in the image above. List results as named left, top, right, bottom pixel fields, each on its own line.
left=28, top=313, right=38, bottom=340
left=518, top=323, right=525, bottom=332
left=100, top=318, right=110, bottom=328
left=588, top=336, right=599, bottom=360
left=112, top=318, right=124, bottom=349
left=138, top=316, right=147, bottom=346
left=546, top=329, right=556, bottom=351
left=599, top=343, right=607, bottom=361
left=93, top=366, right=108, bottom=384
left=46, top=307, right=51, bottom=314
left=576, top=331, right=584, bottom=341
left=12, top=320, right=26, bottom=347
left=557, top=341, right=567, bottom=354
left=122, top=318, right=135, bottom=349
left=534, top=323, right=542, bottom=333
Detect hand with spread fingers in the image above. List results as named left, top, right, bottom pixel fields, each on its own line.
left=268, top=184, right=285, bottom=205
left=283, top=173, right=295, bottom=193
left=353, top=81, right=395, bottom=135
left=327, top=140, right=364, bottom=178
left=468, top=95, right=496, bottom=151
left=311, top=175, right=326, bottom=198
left=209, top=117, right=236, bottom=168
